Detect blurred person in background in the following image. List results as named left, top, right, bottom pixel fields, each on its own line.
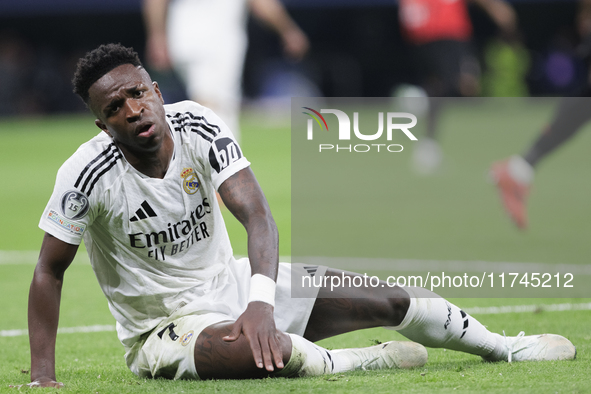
left=490, top=0, right=591, bottom=230
left=143, top=0, right=309, bottom=142
left=398, top=0, right=519, bottom=174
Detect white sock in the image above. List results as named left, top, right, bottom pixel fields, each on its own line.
left=508, top=155, right=534, bottom=184
left=274, top=334, right=335, bottom=377
left=391, top=287, right=500, bottom=357
left=276, top=334, right=364, bottom=377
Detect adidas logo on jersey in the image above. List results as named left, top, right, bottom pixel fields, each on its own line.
left=130, top=201, right=158, bottom=222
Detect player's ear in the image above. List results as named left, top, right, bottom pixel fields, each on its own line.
left=95, top=119, right=111, bottom=137
left=153, top=81, right=164, bottom=104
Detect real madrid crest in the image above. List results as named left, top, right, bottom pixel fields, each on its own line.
left=181, top=168, right=200, bottom=195
left=180, top=330, right=194, bottom=347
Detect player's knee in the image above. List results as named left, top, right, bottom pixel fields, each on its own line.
left=194, top=322, right=291, bottom=379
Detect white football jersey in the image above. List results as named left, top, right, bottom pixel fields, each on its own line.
left=39, top=101, right=250, bottom=348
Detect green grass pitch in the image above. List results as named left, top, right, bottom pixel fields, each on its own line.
left=1, top=100, right=590, bottom=393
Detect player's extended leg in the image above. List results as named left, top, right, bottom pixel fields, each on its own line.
left=304, top=268, right=575, bottom=362
left=304, top=268, right=495, bottom=356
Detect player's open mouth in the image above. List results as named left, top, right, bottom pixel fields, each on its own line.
left=137, top=123, right=155, bottom=137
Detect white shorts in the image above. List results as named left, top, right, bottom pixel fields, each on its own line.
left=126, top=259, right=327, bottom=380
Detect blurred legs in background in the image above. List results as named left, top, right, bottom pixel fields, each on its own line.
left=490, top=96, right=591, bottom=229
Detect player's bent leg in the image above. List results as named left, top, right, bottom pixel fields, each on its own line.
left=194, top=321, right=292, bottom=379
left=194, top=321, right=427, bottom=379
left=304, top=268, right=411, bottom=342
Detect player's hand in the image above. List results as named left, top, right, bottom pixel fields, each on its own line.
left=281, top=27, right=309, bottom=61
left=222, top=301, right=284, bottom=372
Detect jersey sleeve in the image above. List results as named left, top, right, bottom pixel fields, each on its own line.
left=39, top=159, right=96, bottom=245
left=188, top=103, right=251, bottom=190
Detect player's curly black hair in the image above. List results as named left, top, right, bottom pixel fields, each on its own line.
left=72, top=43, right=143, bottom=104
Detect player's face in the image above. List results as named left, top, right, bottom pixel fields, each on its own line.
left=88, top=64, right=169, bottom=154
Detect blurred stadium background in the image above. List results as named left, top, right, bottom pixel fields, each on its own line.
left=0, top=0, right=587, bottom=117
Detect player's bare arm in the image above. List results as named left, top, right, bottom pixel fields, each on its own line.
left=28, top=233, right=78, bottom=388
left=216, top=167, right=284, bottom=372
left=248, top=0, right=310, bottom=61
left=142, top=0, right=172, bottom=71
left=471, top=0, right=518, bottom=36
left=218, top=167, right=278, bottom=279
